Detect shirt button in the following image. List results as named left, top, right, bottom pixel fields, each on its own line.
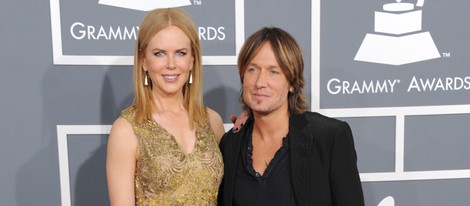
left=255, top=172, right=261, bottom=177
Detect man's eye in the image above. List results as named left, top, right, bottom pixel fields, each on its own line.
left=247, top=67, right=257, bottom=72
left=270, top=70, right=280, bottom=74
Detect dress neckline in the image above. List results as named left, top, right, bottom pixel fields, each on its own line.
left=150, top=119, right=199, bottom=156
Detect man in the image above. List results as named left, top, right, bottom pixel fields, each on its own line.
left=218, top=27, right=364, bottom=206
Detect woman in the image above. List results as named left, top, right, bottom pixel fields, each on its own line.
left=106, top=8, right=225, bottom=205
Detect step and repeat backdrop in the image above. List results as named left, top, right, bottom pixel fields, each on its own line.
left=47, top=0, right=470, bottom=205
left=1, top=0, right=469, bottom=205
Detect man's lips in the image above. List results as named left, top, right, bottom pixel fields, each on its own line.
left=252, top=92, right=270, bottom=98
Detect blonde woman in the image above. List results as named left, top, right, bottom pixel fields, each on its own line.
left=106, top=8, right=225, bottom=205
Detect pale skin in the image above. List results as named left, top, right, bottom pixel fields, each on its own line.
left=106, top=26, right=225, bottom=206
left=242, top=42, right=293, bottom=175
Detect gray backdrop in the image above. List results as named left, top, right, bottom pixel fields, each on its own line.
left=1, top=0, right=469, bottom=205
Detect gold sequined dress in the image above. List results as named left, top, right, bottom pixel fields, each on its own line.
left=122, top=108, right=224, bottom=205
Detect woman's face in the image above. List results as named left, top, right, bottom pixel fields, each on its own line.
left=142, top=25, right=194, bottom=97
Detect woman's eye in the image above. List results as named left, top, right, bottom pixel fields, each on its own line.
left=176, top=51, right=187, bottom=56
left=154, top=51, right=165, bottom=57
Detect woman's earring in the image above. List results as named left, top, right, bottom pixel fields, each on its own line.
left=144, top=71, right=149, bottom=86
left=189, top=71, right=193, bottom=84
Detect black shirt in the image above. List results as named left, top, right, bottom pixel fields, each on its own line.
left=232, top=124, right=296, bottom=206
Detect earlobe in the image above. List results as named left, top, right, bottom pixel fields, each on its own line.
left=141, top=57, right=147, bottom=71
left=190, top=56, right=195, bottom=69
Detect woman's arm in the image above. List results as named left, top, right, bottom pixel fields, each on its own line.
left=106, top=117, right=139, bottom=206
left=207, top=108, right=225, bottom=144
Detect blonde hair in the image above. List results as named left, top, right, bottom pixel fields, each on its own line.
left=238, top=27, right=308, bottom=115
left=129, top=8, right=206, bottom=128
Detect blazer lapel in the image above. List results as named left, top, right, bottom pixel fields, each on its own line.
left=289, top=113, right=322, bottom=205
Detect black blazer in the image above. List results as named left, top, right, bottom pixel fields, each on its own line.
left=218, top=112, right=364, bottom=206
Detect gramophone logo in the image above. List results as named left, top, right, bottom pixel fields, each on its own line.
left=377, top=196, right=394, bottom=206
left=354, top=0, right=440, bottom=65
left=98, top=0, right=192, bottom=11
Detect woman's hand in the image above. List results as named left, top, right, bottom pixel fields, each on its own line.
left=230, top=111, right=249, bottom=133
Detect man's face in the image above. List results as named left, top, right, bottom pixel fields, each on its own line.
left=242, top=42, right=293, bottom=116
